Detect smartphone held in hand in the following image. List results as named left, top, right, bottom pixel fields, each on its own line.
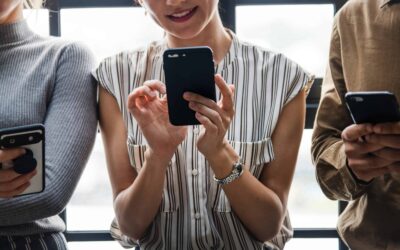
left=0, top=124, right=45, bottom=196
left=163, top=46, right=216, bottom=126
left=345, top=91, right=400, bottom=124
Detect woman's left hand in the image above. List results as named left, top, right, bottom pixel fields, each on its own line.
left=184, top=74, right=235, bottom=158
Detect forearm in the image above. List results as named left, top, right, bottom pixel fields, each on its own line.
left=225, top=172, right=284, bottom=241
left=313, top=138, right=369, bottom=200
left=0, top=99, right=97, bottom=225
left=312, top=94, right=369, bottom=200
left=208, top=145, right=285, bottom=242
left=114, top=149, right=171, bottom=240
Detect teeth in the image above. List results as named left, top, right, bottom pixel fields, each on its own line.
left=171, top=9, right=191, bottom=18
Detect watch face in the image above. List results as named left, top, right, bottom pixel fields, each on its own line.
left=235, top=163, right=243, bottom=172
left=213, top=162, right=244, bottom=185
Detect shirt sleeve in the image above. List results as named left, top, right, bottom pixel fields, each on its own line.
left=282, top=56, right=315, bottom=106
left=93, top=51, right=143, bottom=121
left=0, top=42, right=97, bottom=225
left=93, top=56, right=117, bottom=98
left=311, top=18, right=371, bottom=201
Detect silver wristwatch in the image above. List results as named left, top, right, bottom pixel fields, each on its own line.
left=213, top=162, right=244, bottom=185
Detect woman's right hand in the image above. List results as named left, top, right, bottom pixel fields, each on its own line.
left=127, top=80, right=188, bottom=160
left=0, top=148, right=37, bottom=198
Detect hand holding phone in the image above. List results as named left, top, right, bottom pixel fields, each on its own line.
left=0, top=124, right=45, bottom=197
left=163, top=46, right=216, bottom=125
left=343, top=91, right=400, bottom=182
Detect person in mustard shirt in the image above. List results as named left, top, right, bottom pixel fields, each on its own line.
left=312, top=0, right=400, bottom=249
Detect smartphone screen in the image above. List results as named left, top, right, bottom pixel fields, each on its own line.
left=0, top=124, right=45, bottom=196
left=163, top=46, right=216, bottom=126
left=345, top=91, right=400, bottom=124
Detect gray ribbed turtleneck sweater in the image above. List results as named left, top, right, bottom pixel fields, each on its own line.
left=0, top=20, right=97, bottom=236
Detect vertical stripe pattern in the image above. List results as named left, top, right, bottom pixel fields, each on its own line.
left=0, top=233, right=67, bottom=250
left=95, top=31, right=313, bottom=250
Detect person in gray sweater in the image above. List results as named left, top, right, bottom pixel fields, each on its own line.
left=0, top=0, right=97, bottom=249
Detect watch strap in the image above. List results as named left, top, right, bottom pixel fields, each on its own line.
left=213, top=162, right=244, bottom=185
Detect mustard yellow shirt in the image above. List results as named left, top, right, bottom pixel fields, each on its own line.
left=312, top=0, right=400, bottom=249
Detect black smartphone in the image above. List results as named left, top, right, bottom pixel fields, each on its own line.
left=163, top=46, right=216, bottom=126
left=0, top=124, right=45, bottom=196
left=345, top=91, right=400, bottom=124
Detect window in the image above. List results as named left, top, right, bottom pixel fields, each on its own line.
left=24, top=8, right=49, bottom=36
left=235, top=5, right=337, bottom=231
left=60, top=8, right=163, bottom=63
left=236, top=4, right=333, bottom=77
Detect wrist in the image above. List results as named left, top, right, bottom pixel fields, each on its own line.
left=145, top=148, right=175, bottom=170
left=345, top=158, right=373, bottom=185
left=206, top=141, right=239, bottom=179
left=213, top=161, right=244, bottom=185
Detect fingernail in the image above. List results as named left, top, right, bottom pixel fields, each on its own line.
left=183, top=92, right=190, bottom=99
left=372, top=124, right=380, bottom=132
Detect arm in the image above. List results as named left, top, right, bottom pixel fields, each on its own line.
left=186, top=75, right=306, bottom=242
left=213, top=91, right=305, bottom=242
left=311, top=19, right=386, bottom=201
left=99, top=81, right=187, bottom=240
left=0, top=42, right=97, bottom=225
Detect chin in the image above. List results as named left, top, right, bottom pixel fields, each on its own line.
left=167, top=26, right=205, bottom=41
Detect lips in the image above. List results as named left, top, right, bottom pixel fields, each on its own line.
left=167, top=7, right=198, bottom=23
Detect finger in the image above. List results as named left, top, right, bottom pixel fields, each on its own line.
left=195, top=112, right=218, bottom=134
left=344, top=141, right=384, bottom=157
left=365, top=134, right=400, bottom=149
left=373, top=122, right=400, bottom=135
left=0, top=169, right=22, bottom=182
left=215, top=74, right=234, bottom=111
left=0, top=170, right=36, bottom=192
left=342, top=124, right=374, bottom=142
left=0, top=182, right=30, bottom=198
left=189, top=102, right=223, bottom=129
left=183, top=92, right=220, bottom=113
left=0, top=148, right=26, bottom=162
left=348, top=155, right=393, bottom=170
left=127, top=85, right=158, bottom=110
left=372, top=148, right=400, bottom=161
left=143, top=80, right=166, bottom=95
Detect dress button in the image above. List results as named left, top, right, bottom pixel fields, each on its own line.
left=195, top=213, right=201, bottom=220
left=192, top=169, right=199, bottom=176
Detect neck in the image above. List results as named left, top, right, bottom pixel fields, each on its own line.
left=166, top=14, right=232, bottom=64
left=0, top=3, right=23, bottom=25
left=0, top=19, right=33, bottom=46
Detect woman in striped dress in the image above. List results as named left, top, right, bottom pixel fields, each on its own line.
left=95, top=0, right=313, bottom=249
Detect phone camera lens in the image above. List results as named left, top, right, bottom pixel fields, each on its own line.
left=9, top=138, right=15, bottom=144
left=28, top=136, right=34, bottom=142
left=354, top=97, right=364, bottom=102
